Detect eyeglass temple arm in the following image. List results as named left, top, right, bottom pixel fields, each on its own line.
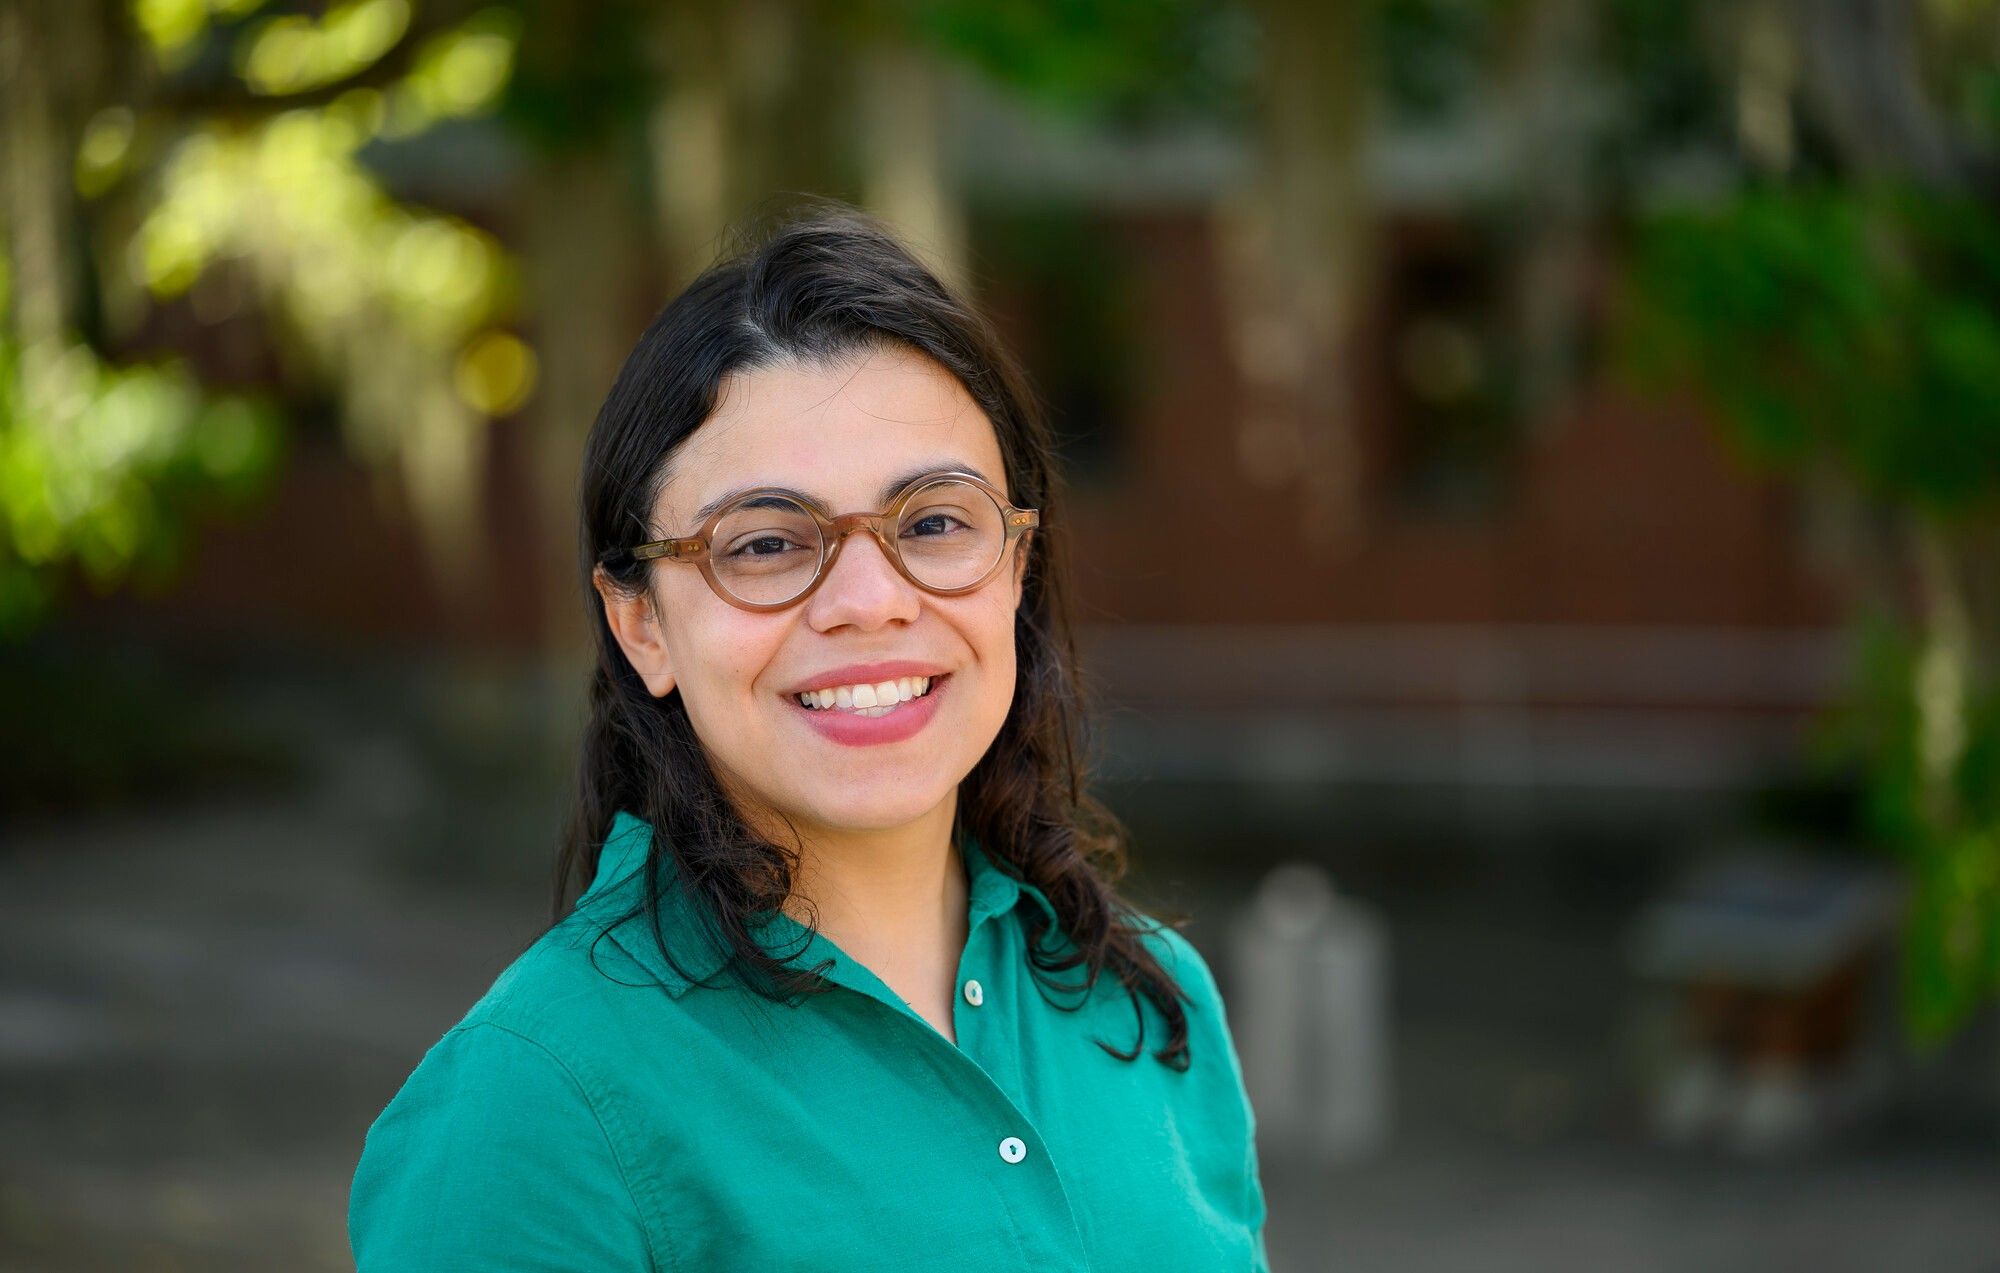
left=630, top=537, right=708, bottom=562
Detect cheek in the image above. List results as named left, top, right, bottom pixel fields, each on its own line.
left=663, top=601, right=785, bottom=711
left=956, top=592, right=1022, bottom=685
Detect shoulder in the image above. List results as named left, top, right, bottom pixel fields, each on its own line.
left=1123, top=909, right=1226, bottom=1010
left=445, top=904, right=662, bottom=1053
left=350, top=1018, right=663, bottom=1269
left=352, top=913, right=662, bottom=1184
left=350, top=924, right=669, bottom=1268
left=1122, top=910, right=1256, bottom=1086
left=355, top=917, right=639, bottom=1163
left=364, top=1018, right=599, bottom=1132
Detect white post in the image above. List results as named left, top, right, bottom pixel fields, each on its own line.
left=1229, top=861, right=1392, bottom=1163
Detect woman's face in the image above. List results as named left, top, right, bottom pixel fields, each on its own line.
left=596, top=342, right=1029, bottom=844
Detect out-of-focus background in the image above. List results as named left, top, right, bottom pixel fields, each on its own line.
left=4, top=0, right=2000, bottom=1268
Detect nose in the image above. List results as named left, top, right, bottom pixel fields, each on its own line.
left=805, top=527, right=919, bottom=630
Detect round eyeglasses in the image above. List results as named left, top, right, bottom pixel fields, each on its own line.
left=618, top=470, right=1039, bottom=612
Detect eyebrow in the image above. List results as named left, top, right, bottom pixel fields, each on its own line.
left=688, top=461, right=998, bottom=525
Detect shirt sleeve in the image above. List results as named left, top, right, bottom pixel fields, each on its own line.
left=1198, top=943, right=1272, bottom=1273
left=1215, top=993, right=1273, bottom=1273
left=349, top=1020, right=659, bottom=1272
left=1143, top=920, right=1274, bottom=1272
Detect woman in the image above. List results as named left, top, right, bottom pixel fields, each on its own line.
left=349, top=201, right=1271, bottom=1271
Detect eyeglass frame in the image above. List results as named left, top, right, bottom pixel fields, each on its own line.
left=618, top=469, right=1040, bottom=612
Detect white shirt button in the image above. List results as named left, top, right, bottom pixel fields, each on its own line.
left=998, top=1136, right=1027, bottom=1163
left=963, top=978, right=984, bottom=1007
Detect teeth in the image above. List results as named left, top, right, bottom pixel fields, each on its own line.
left=797, top=675, right=935, bottom=713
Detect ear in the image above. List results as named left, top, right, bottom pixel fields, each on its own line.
left=593, top=564, right=678, bottom=699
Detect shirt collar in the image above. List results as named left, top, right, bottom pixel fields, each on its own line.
left=577, top=808, right=1058, bottom=999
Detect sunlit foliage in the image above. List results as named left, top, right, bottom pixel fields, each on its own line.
left=0, top=252, right=283, bottom=629
left=0, top=0, right=528, bottom=631
left=1624, top=184, right=2000, bottom=1046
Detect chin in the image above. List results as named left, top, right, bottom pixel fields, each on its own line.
left=796, top=783, right=954, bottom=834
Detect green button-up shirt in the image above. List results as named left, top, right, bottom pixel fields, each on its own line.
left=350, top=809, right=1271, bottom=1271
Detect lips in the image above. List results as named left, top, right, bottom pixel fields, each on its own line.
left=786, top=671, right=951, bottom=748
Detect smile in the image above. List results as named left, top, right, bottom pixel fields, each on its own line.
left=796, top=675, right=935, bottom=716
left=786, top=673, right=951, bottom=747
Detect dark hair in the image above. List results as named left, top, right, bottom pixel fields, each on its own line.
left=556, top=197, right=1195, bottom=1069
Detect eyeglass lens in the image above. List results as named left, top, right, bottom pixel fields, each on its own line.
left=707, top=478, right=1007, bottom=605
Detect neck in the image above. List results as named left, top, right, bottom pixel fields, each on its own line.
left=761, top=793, right=971, bottom=974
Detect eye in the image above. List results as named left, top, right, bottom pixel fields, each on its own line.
left=728, top=534, right=809, bottom=557
left=902, top=512, right=969, bottom=538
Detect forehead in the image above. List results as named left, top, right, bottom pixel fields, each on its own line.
left=656, top=344, right=1006, bottom=526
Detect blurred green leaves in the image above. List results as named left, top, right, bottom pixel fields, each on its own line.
left=1623, top=181, right=2000, bottom=1045
left=895, top=0, right=1256, bottom=127
left=234, top=0, right=411, bottom=96
left=1810, top=610, right=2000, bottom=1044
left=0, top=0, right=529, bottom=633
left=0, top=310, right=284, bottom=631
left=1625, top=184, right=2000, bottom=515
left=134, top=0, right=270, bottom=71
